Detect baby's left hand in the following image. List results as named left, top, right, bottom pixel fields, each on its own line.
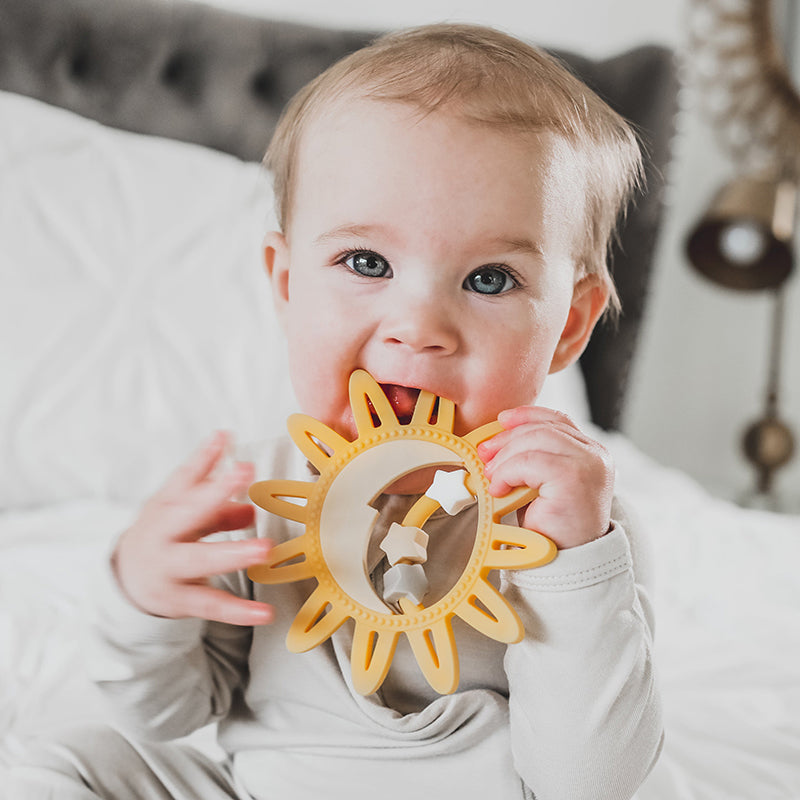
left=477, top=406, right=614, bottom=550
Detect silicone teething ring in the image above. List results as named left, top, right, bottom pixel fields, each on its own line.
left=248, top=370, right=556, bottom=695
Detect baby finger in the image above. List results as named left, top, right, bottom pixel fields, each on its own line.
left=171, top=538, right=272, bottom=581
left=175, top=584, right=274, bottom=626
left=162, top=431, right=230, bottom=495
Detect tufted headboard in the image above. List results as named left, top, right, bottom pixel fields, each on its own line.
left=0, top=0, right=678, bottom=431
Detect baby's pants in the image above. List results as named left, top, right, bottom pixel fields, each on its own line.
left=8, top=724, right=251, bottom=800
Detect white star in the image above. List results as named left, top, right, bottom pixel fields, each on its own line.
left=425, top=469, right=476, bottom=515
left=380, top=522, right=429, bottom=566
left=383, top=563, right=429, bottom=605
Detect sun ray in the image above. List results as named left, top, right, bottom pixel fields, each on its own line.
left=490, top=485, right=538, bottom=520
left=248, top=370, right=557, bottom=696
left=400, top=603, right=460, bottom=695
left=349, top=369, right=399, bottom=435
left=410, top=388, right=437, bottom=426
left=454, top=576, right=524, bottom=643
left=350, top=623, right=400, bottom=696
left=410, top=389, right=455, bottom=431
left=247, top=534, right=314, bottom=584
left=248, top=480, right=313, bottom=524
left=432, top=396, right=455, bottom=431
left=462, top=420, right=504, bottom=448
left=286, top=586, right=350, bottom=653
left=287, top=414, right=350, bottom=470
left=483, top=523, right=557, bottom=570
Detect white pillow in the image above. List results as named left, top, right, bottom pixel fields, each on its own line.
left=0, top=91, right=296, bottom=508
left=0, top=90, right=591, bottom=510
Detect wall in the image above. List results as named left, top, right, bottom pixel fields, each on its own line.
left=204, top=0, right=800, bottom=510
left=624, top=3, right=800, bottom=511
left=213, top=0, right=681, bottom=57
left=627, top=94, right=800, bottom=510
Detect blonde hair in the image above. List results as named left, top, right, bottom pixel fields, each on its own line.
left=265, top=23, right=643, bottom=314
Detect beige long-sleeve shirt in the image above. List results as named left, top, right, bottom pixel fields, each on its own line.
left=87, top=434, right=662, bottom=800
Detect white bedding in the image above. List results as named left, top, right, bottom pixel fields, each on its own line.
left=607, top=434, right=800, bottom=800
left=1, top=435, right=798, bottom=798
left=1, top=89, right=799, bottom=799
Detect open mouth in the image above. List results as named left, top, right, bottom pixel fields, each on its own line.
left=377, top=383, right=423, bottom=425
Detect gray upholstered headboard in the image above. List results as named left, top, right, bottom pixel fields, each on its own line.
left=0, top=0, right=678, bottom=430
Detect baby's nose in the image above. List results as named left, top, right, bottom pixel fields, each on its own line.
left=380, top=294, right=459, bottom=355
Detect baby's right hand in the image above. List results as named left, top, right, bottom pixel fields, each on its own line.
left=113, top=431, right=274, bottom=626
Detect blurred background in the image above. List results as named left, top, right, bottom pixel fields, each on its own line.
left=192, top=0, right=800, bottom=510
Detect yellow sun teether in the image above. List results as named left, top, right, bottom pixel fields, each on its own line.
left=247, top=370, right=557, bottom=695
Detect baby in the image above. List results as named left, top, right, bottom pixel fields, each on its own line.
left=11, top=23, right=662, bottom=800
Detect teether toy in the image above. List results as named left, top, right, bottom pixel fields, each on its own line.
left=248, top=370, right=557, bottom=696
left=380, top=523, right=429, bottom=566
left=426, top=468, right=476, bottom=515
left=383, top=562, right=429, bottom=606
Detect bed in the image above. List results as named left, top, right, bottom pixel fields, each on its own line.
left=1, top=0, right=799, bottom=797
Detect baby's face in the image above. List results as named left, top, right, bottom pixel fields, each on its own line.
left=268, top=98, right=588, bottom=451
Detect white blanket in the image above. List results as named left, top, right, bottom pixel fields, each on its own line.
left=1, top=432, right=798, bottom=798
left=607, top=433, right=800, bottom=799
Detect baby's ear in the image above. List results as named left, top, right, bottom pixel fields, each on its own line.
left=549, top=276, right=609, bottom=374
left=264, top=231, right=290, bottom=326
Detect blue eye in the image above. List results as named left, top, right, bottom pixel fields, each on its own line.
left=343, top=251, right=392, bottom=278
left=465, top=266, right=517, bottom=295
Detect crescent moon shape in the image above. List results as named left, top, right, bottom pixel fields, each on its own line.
left=318, top=438, right=462, bottom=613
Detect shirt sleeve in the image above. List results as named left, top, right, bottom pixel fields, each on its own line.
left=83, top=536, right=254, bottom=742
left=500, top=499, right=663, bottom=800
